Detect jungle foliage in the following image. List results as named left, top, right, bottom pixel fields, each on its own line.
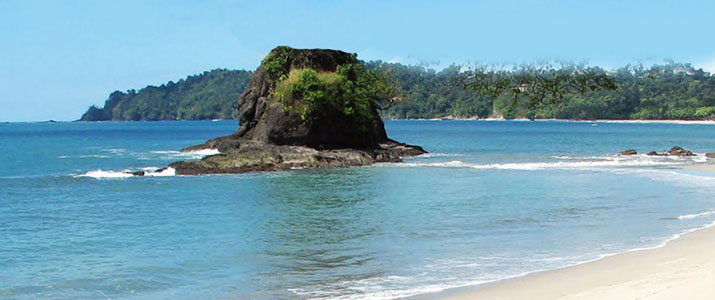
left=81, top=61, right=715, bottom=121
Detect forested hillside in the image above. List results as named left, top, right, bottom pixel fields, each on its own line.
left=80, top=69, right=251, bottom=121
left=81, top=62, right=714, bottom=121
left=371, top=61, right=715, bottom=120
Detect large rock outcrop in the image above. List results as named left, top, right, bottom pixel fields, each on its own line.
left=169, top=46, right=425, bottom=175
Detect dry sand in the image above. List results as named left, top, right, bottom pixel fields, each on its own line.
left=431, top=225, right=715, bottom=300
left=429, top=165, right=715, bottom=300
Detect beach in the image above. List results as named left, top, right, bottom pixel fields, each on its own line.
left=428, top=165, right=715, bottom=300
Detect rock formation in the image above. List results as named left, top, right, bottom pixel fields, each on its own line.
left=621, top=146, right=699, bottom=157
left=619, top=149, right=637, bottom=155
left=169, top=46, right=426, bottom=175
left=667, top=146, right=694, bottom=156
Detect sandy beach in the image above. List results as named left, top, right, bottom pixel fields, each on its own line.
left=429, top=225, right=715, bottom=300
left=425, top=165, right=715, bottom=300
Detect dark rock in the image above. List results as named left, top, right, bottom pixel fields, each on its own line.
left=234, top=47, right=387, bottom=149
left=668, top=146, right=694, bottom=156
left=169, top=47, right=426, bottom=175
left=706, top=153, right=715, bottom=159
left=169, top=140, right=424, bottom=175
left=619, top=149, right=637, bottom=155
left=647, top=151, right=668, bottom=156
left=124, top=171, right=145, bottom=176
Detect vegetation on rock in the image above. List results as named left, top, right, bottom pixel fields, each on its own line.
left=273, top=64, right=393, bottom=134
left=262, top=46, right=293, bottom=81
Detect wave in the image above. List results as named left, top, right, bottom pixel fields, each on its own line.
left=73, top=167, right=176, bottom=179
left=145, top=167, right=176, bottom=177
left=150, top=148, right=220, bottom=160
left=58, top=154, right=112, bottom=159
left=73, top=170, right=135, bottom=179
left=398, top=158, right=685, bottom=171
left=416, top=152, right=464, bottom=158
left=676, top=209, right=715, bottom=220
left=301, top=219, right=715, bottom=300
left=552, top=153, right=708, bottom=163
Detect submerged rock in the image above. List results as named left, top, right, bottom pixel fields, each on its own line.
left=619, top=149, right=637, bottom=155
left=170, top=46, right=426, bottom=175
left=647, top=151, right=667, bottom=156
left=124, top=171, right=145, bottom=176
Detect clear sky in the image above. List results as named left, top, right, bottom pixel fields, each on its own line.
left=2, top=0, right=714, bottom=121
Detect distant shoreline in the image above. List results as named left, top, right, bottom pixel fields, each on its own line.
left=7, top=118, right=715, bottom=124
left=384, top=117, right=715, bottom=125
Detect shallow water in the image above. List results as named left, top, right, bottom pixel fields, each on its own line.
left=1, top=120, right=714, bottom=299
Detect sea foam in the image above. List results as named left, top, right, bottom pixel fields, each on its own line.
left=399, top=159, right=683, bottom=171
left=677, top=209, right=715, bottom=220
left=73, top=170, right=135, bottom=179
left=400, top=152, right=710, bottom=171
left=151, top=148, right=220, bottom=160
left=73, top=167, right=176, bottom=179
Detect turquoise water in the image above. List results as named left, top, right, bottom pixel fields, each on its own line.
left=1, top=120, right=714, bottom=299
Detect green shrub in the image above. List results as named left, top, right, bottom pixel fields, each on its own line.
left=273, top=64, right=394, bottom=133
left=262, top=46, right=293, bottom=81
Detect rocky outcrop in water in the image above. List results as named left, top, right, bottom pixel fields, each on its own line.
left=619, top=149, right=637, bottom=155
left=169, top=47, right=425, bottom=175
left=667, top=146, right=694, bottom=156
left=621, top=146, right=697, bottom=157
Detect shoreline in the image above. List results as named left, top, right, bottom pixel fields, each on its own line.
left=385, top=117, right=715, bottom=124
left=408, top=224, right=715, bottom=300
left=406, top=166, right=715, bottom=300
left=7, top=118, right=715, bottom=124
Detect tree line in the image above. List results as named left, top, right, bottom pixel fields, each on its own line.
left=81, top=61, right=715, bottom=121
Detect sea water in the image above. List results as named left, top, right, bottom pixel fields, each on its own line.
left=1, top=120, right=714, bottom=299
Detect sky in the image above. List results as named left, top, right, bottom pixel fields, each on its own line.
left=1, top=0, right=715, bottom=121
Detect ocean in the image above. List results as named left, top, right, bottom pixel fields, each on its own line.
left=1, top=120, right=714, bottom=299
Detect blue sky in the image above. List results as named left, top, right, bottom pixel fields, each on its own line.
left=2, top=0, right=714, bottom=121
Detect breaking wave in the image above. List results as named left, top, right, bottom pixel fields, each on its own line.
left=150, top=148, right=220, bottom=160
left=73, top=167, right=176, bottom=179
left=399, top=159, right=683, bottom=171
left=399, top=152, right=711, bottom=171
left=676, top=209, right=715, bottom=220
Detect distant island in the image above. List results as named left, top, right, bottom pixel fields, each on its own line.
left=81, top=61, right=715, bottom=121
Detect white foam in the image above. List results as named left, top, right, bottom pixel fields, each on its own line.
left=151, top=148, right=220, bottom=160
left=73, top=167, right=176, bottom=179
left=73, top=170, right=134, bottom=179
left=677, top=209, right=715, bottom=220
left=101, top=148, right=127, bottom=154
left=145, top=167, right=176, bottom=177
left=399, top=158, right=684, bottom=171
left=417, top=152, right=464, bottom=158
left=553, top=153, right=708, bottom=163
